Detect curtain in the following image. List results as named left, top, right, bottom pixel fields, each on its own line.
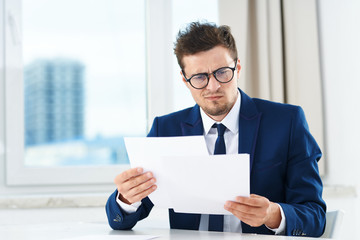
left=218, top=0, right=325, bottom=174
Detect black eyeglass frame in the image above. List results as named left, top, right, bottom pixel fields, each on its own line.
left=182, top=58, right=238, bottom=89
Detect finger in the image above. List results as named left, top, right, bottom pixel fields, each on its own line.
left=250, top=194, right=262, bottom=198
left=118, top=172, right=154, bottom=194
left=125, top=177, right=156, bottom=198
left=225, top=205, right=265, bottom=227
left=224, top=204, right=253, bottom=221
left=226, top=200, right=269, bottom=218
left=239, top=215, right=264, bottom=227
left=234, top=195, right=266, bottom=207
left=225, top=201, right=259, bottom=216
left=126, top=184, right=157, bottom=203
left=114, top=167, right=143, bottom=184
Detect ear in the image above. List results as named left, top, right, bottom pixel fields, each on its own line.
left=180, top=71, right=191, bottom=90
left=180, top=70, right=187, bottom=84
left=236, top=58, right=241, bottom=74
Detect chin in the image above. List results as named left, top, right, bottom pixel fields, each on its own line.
left=203, top=107, right=229, bottom=117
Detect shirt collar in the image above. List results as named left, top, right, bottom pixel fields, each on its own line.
left=200, top=90, right=241, bottom=135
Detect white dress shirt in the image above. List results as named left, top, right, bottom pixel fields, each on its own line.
left=117, top=90, right=286, bottom=234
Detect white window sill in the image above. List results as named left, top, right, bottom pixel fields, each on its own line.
left=0, top=193, right=109, bottom=209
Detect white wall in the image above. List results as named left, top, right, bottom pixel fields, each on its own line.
left=319, top=0, right=360, bottom=188
left=318, top=1, right=360, bottom=239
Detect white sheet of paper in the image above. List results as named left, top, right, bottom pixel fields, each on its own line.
left=124, top=136, right=250, bottom=214
left=161, top=154, right=249, bottom=214
left=124, top=136, right=209, bottom=208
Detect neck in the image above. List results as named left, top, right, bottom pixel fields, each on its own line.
left=207, top=112, right=228, bottom=122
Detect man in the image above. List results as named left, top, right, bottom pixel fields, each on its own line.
left=106, top=21, right=326, bottom=237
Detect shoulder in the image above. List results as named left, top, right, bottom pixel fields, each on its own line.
left=252, top=98, right=304, bottom=120
left=248, top=98, right=309, bottom=131
left=151, top=106, right=198, bottom=130
left=239, top=90, right=302, bottom=121
left=252, top=98, right=301, bottom=114
left=155, top=106, right=196, bottom=122
left=147, top=105, right=200, bottom=137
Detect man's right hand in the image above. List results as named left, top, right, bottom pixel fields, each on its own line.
left=114, top=167, right=157, bottom=205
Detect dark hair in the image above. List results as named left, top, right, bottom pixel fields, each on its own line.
left=174, top=21, right=238, bottom=70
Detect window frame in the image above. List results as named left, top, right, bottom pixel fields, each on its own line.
left=1, top=0, right=174, bottom=188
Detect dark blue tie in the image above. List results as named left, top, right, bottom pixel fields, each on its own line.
left=208, top=123, right=226, bottom=232
left=213, top=123, right=226, bottom=155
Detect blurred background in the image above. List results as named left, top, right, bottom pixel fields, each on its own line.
left=0, top=0, right=359, bottom=239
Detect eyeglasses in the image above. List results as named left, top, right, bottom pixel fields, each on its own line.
left=182, top=59, right=237, bottom=89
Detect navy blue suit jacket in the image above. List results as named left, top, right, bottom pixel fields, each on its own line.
left=106, top=90, right=326, bottom=237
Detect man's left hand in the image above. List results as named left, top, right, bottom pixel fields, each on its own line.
left=224, top=194, right=281, bottom=229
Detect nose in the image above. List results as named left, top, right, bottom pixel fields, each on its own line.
left=206, top=73, right=221, bottom=91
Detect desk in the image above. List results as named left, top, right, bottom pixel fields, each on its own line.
left=0, top=207, right=329, bottom=240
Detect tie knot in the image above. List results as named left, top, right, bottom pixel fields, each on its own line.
left=213, top=123, right=226, bottom=136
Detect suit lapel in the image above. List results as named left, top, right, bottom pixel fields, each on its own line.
left=180, top=105, right=204, bottom=136
left=238, top=89, right=262, bottom=174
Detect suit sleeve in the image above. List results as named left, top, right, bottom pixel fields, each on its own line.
left=279, top=106, right=326, bottom=237
left=105, top=118, right=159, bottom=230
left=105, top=190, right=154, bottom=230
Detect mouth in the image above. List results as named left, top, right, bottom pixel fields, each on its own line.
left=204, top=95, right=223, bottom=101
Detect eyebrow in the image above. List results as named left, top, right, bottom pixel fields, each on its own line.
left=189, top=64, right=230, bottom=76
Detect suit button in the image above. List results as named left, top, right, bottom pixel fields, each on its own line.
left=113, top=214, right=122, bottom=222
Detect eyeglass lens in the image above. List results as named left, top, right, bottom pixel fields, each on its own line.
left=190, top=67, right=234, bottom=89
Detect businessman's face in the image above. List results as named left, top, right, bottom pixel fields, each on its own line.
left=181, top=45, right=241, bottom=122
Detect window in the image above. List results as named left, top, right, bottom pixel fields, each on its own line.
left=22, top=0, right=147, bottom=167
left=2, top=0, right=220, bottom=190
left=4, top=0, right=147, bottom=186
